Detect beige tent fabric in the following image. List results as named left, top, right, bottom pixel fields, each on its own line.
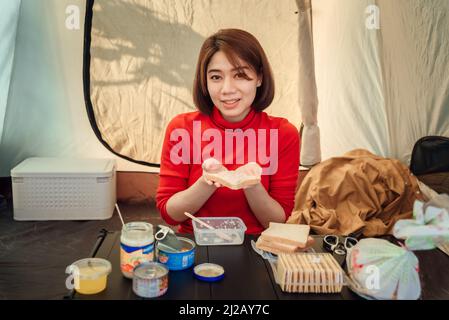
left=287, top=149, right=424, bottom=237
left=297, top=0, right=321, bottom=167
left=376, top=0, right=449, bottom=163
left=89, top=0, right=303, bottom=164
left=312, top=0, right=389, bottom=163
left=311, top=0, right=449, bottom=165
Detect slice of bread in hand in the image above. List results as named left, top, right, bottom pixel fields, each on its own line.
left=203, top=162, right=262, bottom=190
left=261, top=223, right=310, bottom=248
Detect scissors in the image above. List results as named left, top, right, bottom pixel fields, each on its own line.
left=323, top=235, right=359, bottom=269
left=323, top=235, right=358, bottom=256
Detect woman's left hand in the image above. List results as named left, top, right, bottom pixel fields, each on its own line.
left=236, top=162, right=262, bottom=189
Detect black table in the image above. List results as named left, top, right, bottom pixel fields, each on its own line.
left=68, top=230, right=449, bottom=300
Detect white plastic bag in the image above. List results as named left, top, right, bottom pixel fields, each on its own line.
left=346, top=238, right=421, bottom=300
left=393, top=195, right=449, bottom=250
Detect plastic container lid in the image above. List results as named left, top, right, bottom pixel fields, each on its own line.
left=192, top=217, right=246, bottom=230
left=71, top=258, right=112, bottom=280
left=134, top=262, right=168, bottom=279
left=192, top=217, right=247, bottom=246
left=11, top=157, right=116, bottom=177
left=193, top=263, right=225, bottom=282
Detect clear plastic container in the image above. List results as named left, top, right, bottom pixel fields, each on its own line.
left=192, top=217, right=247, bottom=246
left=71, top=258, right=112, bottom=295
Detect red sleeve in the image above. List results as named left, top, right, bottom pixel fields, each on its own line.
left=156, top=116, right=190, bottom=226
left=268, top=121, right=300, bottom=220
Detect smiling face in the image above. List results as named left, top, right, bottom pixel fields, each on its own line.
left=206, top=51, right=262, bottom=123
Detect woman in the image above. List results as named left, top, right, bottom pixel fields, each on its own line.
left=156, top=29, right=300, bottom=234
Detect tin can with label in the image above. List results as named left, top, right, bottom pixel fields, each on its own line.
left=156, top=237, right=195, bottom=271
left=132, top=262, right=169, bottom=298
left=120, top=222, right=154, bottom=278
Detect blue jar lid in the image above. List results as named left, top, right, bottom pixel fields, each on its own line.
left=193, top=263, right=225, bottom=282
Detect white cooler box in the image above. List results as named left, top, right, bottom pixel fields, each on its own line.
left=11, top=157, right=116, bottom=221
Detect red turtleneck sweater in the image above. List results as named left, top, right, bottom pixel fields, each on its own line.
left=156, top=107, right=300, bottom=234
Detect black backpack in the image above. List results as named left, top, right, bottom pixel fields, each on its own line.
left=410, top=136, right=449, bottom=175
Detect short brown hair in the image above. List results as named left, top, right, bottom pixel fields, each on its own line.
left=193, top=29, right=275, bottom=115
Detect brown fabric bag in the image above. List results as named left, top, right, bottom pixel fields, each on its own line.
left=287, top=149, right=424, bottom=237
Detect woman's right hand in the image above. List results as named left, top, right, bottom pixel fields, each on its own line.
left=165, top=158, right=225, bottom=221
left=202, top=158, right=225, bottom=188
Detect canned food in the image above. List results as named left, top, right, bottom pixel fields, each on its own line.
left=132, top=262, right=169, bottom=298
left=157, top=237, right=195, bottom=271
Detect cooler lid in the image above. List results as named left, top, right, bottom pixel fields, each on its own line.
left=11, top=157, right=116, bottom=177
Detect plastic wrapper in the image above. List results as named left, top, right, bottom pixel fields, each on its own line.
left=346, top=238, right=421, bottom=300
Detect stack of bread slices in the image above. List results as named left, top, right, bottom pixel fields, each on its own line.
left=256, top=222, right=313, bottom=254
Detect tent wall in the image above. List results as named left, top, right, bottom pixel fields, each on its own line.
left=0, top=0, right=304, bottom=176
left=0, top=0, right=21, bottom=145
left=377, top=0, right=449, bottom=162
left=1, top=0, right=448, bottom=178
left=0, top=0, right=150, bottom=177
left=87, top=0, right=303, bottom=165
left=312, top=0, right=449, bottom=164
